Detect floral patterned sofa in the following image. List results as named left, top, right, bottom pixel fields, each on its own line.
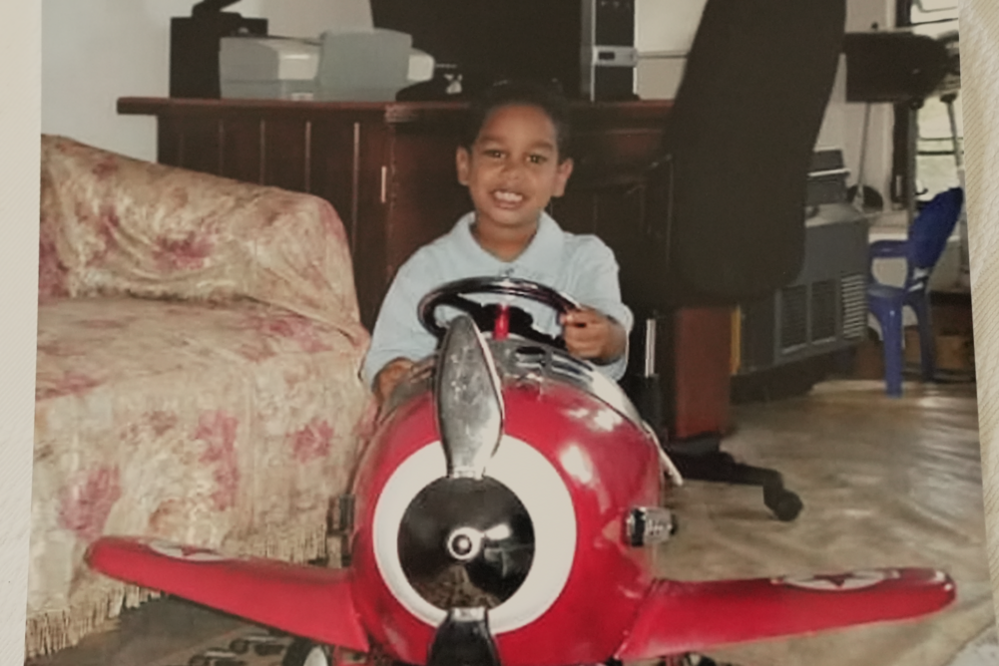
left=28, top=135, right=376, bottom=658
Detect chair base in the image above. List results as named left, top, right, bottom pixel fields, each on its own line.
left=664, top=434, right=804, bottom=522
left=625, top=313, right=804, bottom=522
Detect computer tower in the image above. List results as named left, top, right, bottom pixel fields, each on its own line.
left=580, top=0, right=638, bottom=100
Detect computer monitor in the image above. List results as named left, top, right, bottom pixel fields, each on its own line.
left=370, top=0, right=634, bottom=99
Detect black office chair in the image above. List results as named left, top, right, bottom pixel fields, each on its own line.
left=620, top=0, right=847, bottom=521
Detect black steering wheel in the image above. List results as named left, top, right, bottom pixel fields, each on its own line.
left=417, top=277, right=580, bottom=349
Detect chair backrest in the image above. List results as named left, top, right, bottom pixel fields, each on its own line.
left=632, top=0, right=846, bottom=311
left=907, top=187, right=964, bottom=271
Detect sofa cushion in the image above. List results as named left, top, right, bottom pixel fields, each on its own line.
left=30, top=297, right=375, bottom=648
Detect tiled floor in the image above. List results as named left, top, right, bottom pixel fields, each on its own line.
left=25, top=379, right=996, bottom=666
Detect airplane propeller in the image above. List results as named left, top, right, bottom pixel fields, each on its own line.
left=421, top=313, right=512, bottom=666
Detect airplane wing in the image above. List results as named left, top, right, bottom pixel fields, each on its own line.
left=86, top=536, right=370, bottom=652
left=614, top=567, right=954, bottom=660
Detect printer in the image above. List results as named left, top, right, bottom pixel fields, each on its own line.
left=219, top=29, right=435, bottom=101
left=220, top=36, right=322, bottom=100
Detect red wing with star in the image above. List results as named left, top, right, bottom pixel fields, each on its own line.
left=89, top=538, right=954, bottom=661
left=615, top=567, right=955, bottom=660
left=86, top=536, right=369, bottom=652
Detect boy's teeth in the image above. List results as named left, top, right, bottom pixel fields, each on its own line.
left=495, top=191, right=523, bottom=203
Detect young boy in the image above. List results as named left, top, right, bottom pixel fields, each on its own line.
left=363, top=80, right=633, bottom=404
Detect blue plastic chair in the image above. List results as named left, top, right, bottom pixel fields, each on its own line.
left=867, top=187, right=964, bottom=397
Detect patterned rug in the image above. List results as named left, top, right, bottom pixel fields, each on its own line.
left=145, top=625, right=739, bottom=666
left=148, top=627, right=294, bottom=666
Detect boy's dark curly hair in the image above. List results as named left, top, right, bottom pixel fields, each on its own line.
left=461, top=80, right=573, bottom=162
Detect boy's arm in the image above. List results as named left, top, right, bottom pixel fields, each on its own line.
left=561, top=239, right=634, bottom=379
left=561, top=308, right=627, bottom=364
left=362, top=258, right=440, bottom=396
left=372, top=357, right=416, bottom=404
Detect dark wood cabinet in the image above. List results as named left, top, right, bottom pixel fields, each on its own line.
left=117, top=97, right=672, bottom=329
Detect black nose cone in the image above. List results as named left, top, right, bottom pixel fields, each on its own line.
left=398, top=476, right=535, bottom=609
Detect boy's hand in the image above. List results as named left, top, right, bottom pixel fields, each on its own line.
left=560, top=307, right=626, bottom=365
left=374, top=357, right=416, bottom=406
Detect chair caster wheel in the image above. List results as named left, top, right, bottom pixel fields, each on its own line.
left=765, top=487, right=803, bottom=521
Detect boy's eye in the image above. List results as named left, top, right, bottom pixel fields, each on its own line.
left=484, top=149, right=503, bottom=158
left=529, top=155, right=547, bottom=164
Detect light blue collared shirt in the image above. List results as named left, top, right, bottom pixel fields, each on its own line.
left=362, top=211, right=634, bottom=386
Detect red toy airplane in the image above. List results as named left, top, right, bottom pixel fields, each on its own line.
left=88, top=278, right=955, bottom=666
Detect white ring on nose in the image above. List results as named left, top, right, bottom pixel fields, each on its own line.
left=372, top=436, right=577, bottom=635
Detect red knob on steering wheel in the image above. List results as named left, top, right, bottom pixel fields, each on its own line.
left=417, top=277, right=581, bottom=349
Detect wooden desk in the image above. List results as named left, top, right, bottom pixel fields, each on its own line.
left=118, top=97, right=672, bottom=329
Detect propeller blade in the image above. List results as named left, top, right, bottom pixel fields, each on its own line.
left=614, top=567, right=954, bottom=659
left=86, top=536, right=369, bottom=652
left=427, top=607, right=501, bottom=666
left=435, top=313, right=505, bottom=479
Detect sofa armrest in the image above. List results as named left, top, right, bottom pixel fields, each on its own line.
left=39, top=134, right=365, bottom=336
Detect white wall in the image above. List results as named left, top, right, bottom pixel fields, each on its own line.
left=43, top=0, right=259, bottom=161
left=41, top=0, right=366, bottom=162
left=259, top=0, right=371, bottom=37
left=635, top=0, right=708, bottom=55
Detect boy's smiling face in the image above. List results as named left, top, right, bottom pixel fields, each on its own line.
left=457, top=103, right=574, bottom=238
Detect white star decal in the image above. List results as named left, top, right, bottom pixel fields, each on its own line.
left=147, top=539, right=229, bottom=562
left=774, top=569, right=899, bottom=591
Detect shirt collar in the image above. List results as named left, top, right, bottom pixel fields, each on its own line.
left=452, top=211, right=564, bottom=281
